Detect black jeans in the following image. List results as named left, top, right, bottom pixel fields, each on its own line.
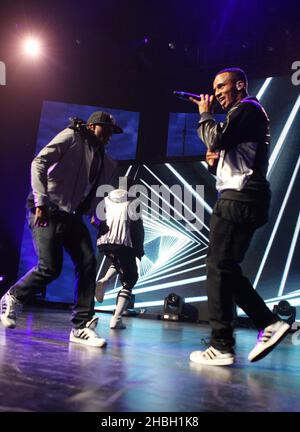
left=207, top=198, right=278, bottom=352
left=10, top=210, right=96, bottom=329
left=100, top=245, right=138, bottom=290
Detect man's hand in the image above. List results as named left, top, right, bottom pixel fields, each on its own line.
left=34, top=206, right=49, bottom=227
left=190, top=94, right=214, bottom=114
left=206, top=150, right=220, bottom=167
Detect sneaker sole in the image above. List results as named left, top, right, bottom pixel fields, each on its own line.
left=0, top=316, right=16, bottom=329
left=110, top=324, right=126, bottom=329
left=110, top=326, right=126, bottom=330
left=248, top=323, right=290, bottom=362
left=189, top=353, right=235, bottom=366
left=69, top=335, right=107, bottom=348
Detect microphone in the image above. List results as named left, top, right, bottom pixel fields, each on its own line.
left=173, top=90, right=220, bottom=113
left=173, top=91, right=200, bottom=102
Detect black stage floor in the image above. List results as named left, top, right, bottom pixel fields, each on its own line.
left=0, top=307, right=299, bottom=413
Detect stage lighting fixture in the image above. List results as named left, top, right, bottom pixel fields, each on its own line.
left=0, top=275, right=5, bottom=283
left=24, top=38, right=41, bottom=57
left=273, top=300, right=296, bottom=326
left=163, top=292, right=184, bottom=321
left=168, top=42, right=176, bottom=50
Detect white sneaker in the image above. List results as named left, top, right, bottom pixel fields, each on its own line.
left=248, top=320, right=290, bottom=362
left=0, top=291, right=22, bottom=329
left=110, top=317, right=126, bottom=330
left=190, top=346, right=235, bottom=366
left=69, top=324, right=106, bottom=348
left=86, top=316, right=99, bottom=330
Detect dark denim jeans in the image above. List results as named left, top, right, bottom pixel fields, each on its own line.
left=10, top=210, right=96, bottom=329
left=207, top=198, right=278, bottom=352
left=101, top=246, right=139, bottom=290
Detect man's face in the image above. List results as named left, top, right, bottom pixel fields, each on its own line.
left=90, top=124, right=113, bottom=145
left=213, top=72, right=239, bottom=110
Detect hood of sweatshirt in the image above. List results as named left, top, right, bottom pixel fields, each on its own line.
left=108, top=188, right=129, bottom=203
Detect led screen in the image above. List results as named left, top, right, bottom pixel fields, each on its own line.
left=36, top=100, right=139, bottom=160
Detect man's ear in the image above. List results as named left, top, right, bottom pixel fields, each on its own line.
left=236, top=80, right=245, bottom=91
left=87, top=124, right=95, bottom=131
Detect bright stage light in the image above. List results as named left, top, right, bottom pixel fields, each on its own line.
left=24, top=38, right=41, bottom=57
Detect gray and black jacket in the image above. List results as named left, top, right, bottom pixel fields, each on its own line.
left=27, top=126, right=117, bottom=215
left=198, top=96, right=271, bottom=202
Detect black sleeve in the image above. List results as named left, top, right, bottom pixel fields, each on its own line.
left=31, top=129, right=74, bottom=207
left=197, top=102, right=264, bottom=152
left=207, top=164, right=217, bottom=176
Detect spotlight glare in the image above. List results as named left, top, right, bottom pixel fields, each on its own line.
left=24, top=38, right=41, bottom=57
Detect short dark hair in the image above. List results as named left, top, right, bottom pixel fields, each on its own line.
left=215, top=67, right=248, bottom=88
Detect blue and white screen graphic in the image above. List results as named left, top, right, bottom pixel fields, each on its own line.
left=36, top=100, right=139, bottom=160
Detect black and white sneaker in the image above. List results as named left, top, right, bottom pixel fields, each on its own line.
left=0, top=291, right=22, bottom=329
left=86, top=316, right=99, bottom=331
left=248, top=320, right=290, bottom=362
left=69, top=317, right=106, bottom=348
left=110, top=316, right=126, bottom=330
left=190, top=346, right=235, bottom=366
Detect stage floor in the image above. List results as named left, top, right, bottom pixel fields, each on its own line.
left=0, top=307, right=299, bottom=412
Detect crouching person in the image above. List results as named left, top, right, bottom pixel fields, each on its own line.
left=96, top=177, right=144, bottom=329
